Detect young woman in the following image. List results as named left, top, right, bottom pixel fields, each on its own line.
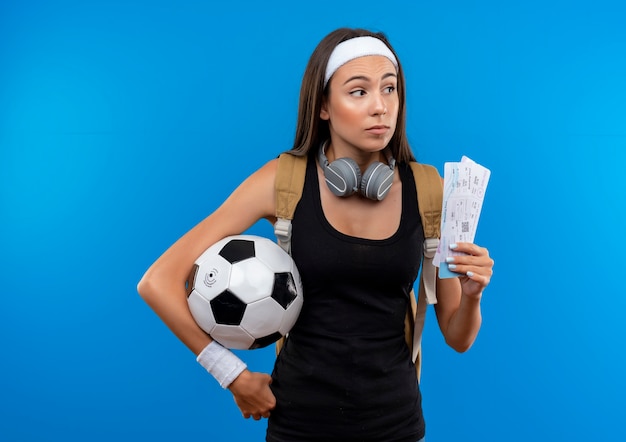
left=138, top=27, right=494, bottom=442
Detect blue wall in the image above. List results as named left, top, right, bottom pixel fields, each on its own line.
left=1, top=1, right=625, bottom=440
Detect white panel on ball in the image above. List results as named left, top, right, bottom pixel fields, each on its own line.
left=228, top=259, right=274, bottom=304
left=211, top=323, right=255, bottom=350
left=254, top=238, right=294, bottom=272
left=192, top=253, right=232, bottom=300
left=187, top=290, right=217, bottom=335
left=240, top=297, right=288, bottom=338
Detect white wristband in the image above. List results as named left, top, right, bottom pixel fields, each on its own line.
left=197, top=341, right=247, bottom=388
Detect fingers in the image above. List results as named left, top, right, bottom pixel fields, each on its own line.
left=446, top=242, right=494, bottom=284
left=450, top=242, right=490, bottom=259
left=447, top=244, right=493, bottom=298
left=464, top=269, right=491, bottom=288
left=242, top=408, right=272, bottom=420
left=232, top=371, right=276, bottom=421
left=242, top=412, right=270, bottom=420
left=238, top=397, right=274, bottom=420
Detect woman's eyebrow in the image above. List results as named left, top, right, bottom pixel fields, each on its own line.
left=343, top=72, right=397, bottom=85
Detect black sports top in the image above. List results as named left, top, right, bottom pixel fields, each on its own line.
left=267, top=156, right=426, bottom=442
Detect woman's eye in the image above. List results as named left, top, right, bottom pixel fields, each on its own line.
left=384, top=86, right=396, bottom=94
left=350, top=89, right=366, bottom=97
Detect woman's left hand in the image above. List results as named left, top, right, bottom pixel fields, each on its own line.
left=446, top=242, right=494, bottom=299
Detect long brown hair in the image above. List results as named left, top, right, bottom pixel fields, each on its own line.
left=288, top=28, right=415, bottom=163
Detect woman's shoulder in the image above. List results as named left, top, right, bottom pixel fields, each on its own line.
left=240, top=157, right=282, bottom=222
left=239, top=156, right=282, bottom=188
left=255, top=156, right=280, bottom=179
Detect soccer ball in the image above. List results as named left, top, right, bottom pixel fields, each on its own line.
left=186, top=235, right=304, bottom=350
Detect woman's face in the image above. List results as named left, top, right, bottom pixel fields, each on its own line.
left=321, top=55, right=399, bottom=157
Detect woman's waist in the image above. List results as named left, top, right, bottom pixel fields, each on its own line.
left=277, top=331, right=414, bottom=384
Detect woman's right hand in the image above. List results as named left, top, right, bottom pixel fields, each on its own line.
left=228, top=370, right=276, bottom=420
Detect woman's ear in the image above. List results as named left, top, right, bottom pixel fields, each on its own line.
left=320, top=98, right=330, bottom=120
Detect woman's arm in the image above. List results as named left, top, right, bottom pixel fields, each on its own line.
left=137, top=158, right=279, bottom=353
left=136, top=158, right=280, bottom=420
left=433, top=242, right=494, bottom=352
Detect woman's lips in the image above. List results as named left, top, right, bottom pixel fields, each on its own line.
left=365, top=125, right=390, bottom=135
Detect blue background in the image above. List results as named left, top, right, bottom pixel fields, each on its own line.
left=1, top=0, right=625, bottom=440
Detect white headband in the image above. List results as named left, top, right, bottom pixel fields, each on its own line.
left=324, top=36, right=398, bottom=87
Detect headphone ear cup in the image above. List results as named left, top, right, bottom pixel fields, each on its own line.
left=360, top=162, right=395, bottom=200
left=324, top=157, right=362, bottom=197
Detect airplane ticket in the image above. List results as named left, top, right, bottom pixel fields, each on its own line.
left=434, top=156, right=491, bottom=278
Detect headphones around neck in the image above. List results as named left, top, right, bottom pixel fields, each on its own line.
left=317, top=142, right=396, bottom=201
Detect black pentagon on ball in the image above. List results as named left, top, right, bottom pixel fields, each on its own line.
left=219, top=239, right=256, bottom=264
left=210, top=290, right=247, bottom=325
left=271, top=272, right=298, bottom=309
left=250, top=331, right=283, bottom=349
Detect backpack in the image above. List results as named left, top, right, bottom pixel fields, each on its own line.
left=272, top=152, right=442, bottom=381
